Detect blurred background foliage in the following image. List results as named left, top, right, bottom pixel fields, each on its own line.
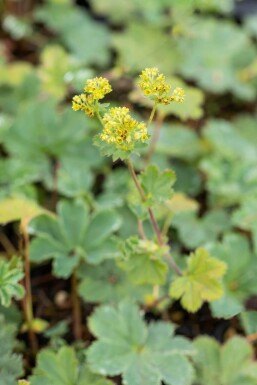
left=0, top=0, right=257, bottom=350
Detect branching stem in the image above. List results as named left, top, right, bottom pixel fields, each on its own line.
left=20, top=220, right=38, bottom=356
left=145, top=112, right=163, bottom=166
left=147, top=102, right=158, bottom=128
left=127, top=159, right=182, bottom=276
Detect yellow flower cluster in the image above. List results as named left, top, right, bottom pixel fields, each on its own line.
left=100, top=107, right=148, bottom=151
left=18, top=381, right=30, bottom=385
left=72, top=77, right=112, bottom=117
left=72, top=94, right=95, bottom=117
left=138, top=68, right=185, bottom=105
left=84, top=77, right=112, bottom=100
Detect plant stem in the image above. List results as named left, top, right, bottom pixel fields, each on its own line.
left=126, top=159, right=182, bottom=276
left=0, top=231, right=17, bottom=256
left=145, top=112, right=164, bottom=166
left=20, top=220, right=38, bottom=356
left=147, top=102, right=158, bottom=128
left=138, top=220, right=147, bottom=240
left=246, top=332, right=257, bottom=343
left=71, top=270, right=82, bottom=340
left=96, top=110, right=104, bottom=125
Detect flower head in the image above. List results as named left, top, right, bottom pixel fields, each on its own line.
left=72, top=93, right=95, bottom=117
left=170, top=87, right=185, bottom=103
left=72, top=76, right=112, bottom=117
left=99, top=107, right=148, bottom=151
left=138, top=68, right=185, bottom=105
left=84, top=77, right=112, bottom=100
left=18, top=381, right=30, bottom=385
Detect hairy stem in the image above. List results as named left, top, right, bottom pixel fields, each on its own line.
left=71, top=270, right=82, bottom=340
left=147, top=102, right=158, bottom=128
left=96, top=110, right=104, bottom=125
left=145, top=112, right=163, bottom=166
left=0, top=231, right=17, bottom=256
left=138, top=220, right=147, bottom=240
left=127, top=159, right=182, bottom=276
left=20, top=220, right=38, bottom=355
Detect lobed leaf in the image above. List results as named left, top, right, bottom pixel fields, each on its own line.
left=170, top=248, right=227, bottom=312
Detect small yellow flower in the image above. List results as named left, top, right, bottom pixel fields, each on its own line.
left=72, top=94, right=95, bottom=117
left=138, top=68, right=185, bottom=105
left=18, top=380, right=30, bottom=385
left=100, top=107, right=148, bottom=151
left=170, top=87, right=185, bottom=103
left=84, top=77, right=112, bottom=100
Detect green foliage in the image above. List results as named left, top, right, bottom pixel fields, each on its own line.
left=240, top=311, right=257, bottom=335
left=87, top=301, right=195, bottom=385
left=1, top=0, right=257, bottom=381
left=172, top=209, right=231, bottom=249
left=170, top=248, right=227, bottom=312
left=193, top=336, right=257, bottom=385
left=140, top=165, right=176, bottom=207
left=30, top=346, right=113, bottom=385
left=35, top=0, right=111, bottom=66
left=232, top=197, right=257, bottom=254
left=179, top=18, right=257, bottom=99
left=206, top=234, right=257, bottom=318
left=155, top=124, right=201, bottom=161
left=78, top=260, right=150, bottom=304
left=0, top=197, right=45, bottom=224
left=113, top=23, right=181, bottom=73
left=0, top=257, right=24, bottom=307
left=119, top=236, right=168, bottom=285
left=0, top=316, right=23, bottom=385
left=29, top=200, right=121, bottom=277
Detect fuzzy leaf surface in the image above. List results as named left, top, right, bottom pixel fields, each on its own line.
left=87, top=301, right=194, bottom=385
left=0, top=316, right=23, bottom=385
left=29, top=200, right=121, bottom=277
left=193, top=336, right=257, bottom=385
left=30, top=346, right=113, bottom=385
left=0, top=257, right=24, bottom=307
left=140, top=165, right=176, bottom=207
left=207, top=234, right=257, bottom=318
left=170, top=248, right=227, bottom=312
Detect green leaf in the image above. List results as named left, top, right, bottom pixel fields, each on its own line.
left=172, top=209, right=231, bottom=249
left=113, top=22, right=181, bottom=73
left=93, top=134, right=148, bottom=161
left=57, top=160, right=94, bottom=198
left=240, top=311, right=257, bottom=335
left=119, top=237, right=168, bottom=285
left=0, top=257, right=24, bottom=307
left=193, top=336, right=257, bottom=385
left=232, top=197, right=257, bottom=253
left=39, top=45, right=71, bottom=100
left=0, top=316, right=23, bottom=385
left=87, top=301, right=194, bottom=385
left=206, top=233, right=257, bottom=318
left=83, top=210, right=122, bottom=250
left=155, top=123, right=202, bottom=161
left=203, top=119, right=257, bottom=162
left=78, top=260, right=150, bottom=304
left=139, top=165, right=176, bottom=207
left=0, top=197, right=45, bottom=224
left=29, top=200, right=121, bottom=277
left=3, top=101, right=87, bottom=168
left=179, top=18, right=257, bottom=100
left=200, top=155, right=257, bottom=206
left=30, top=346, right=113, bottom=385
left=170, top=248, right=227, bottom=312
left=36, top=2, right=111, bottom=66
